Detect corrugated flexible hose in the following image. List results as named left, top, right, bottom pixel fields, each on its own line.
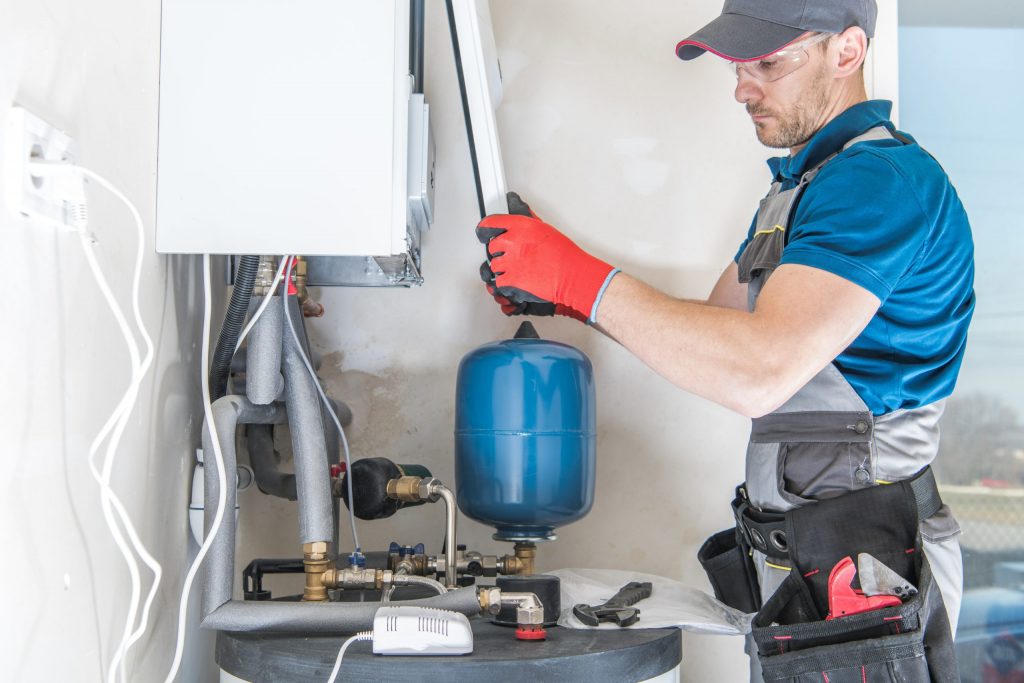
left=210, top=255, right=260, bottom=400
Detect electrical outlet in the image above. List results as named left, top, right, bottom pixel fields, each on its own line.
left=4, top=105, right=78, bottom=226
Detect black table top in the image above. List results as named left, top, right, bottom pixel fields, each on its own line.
left=217, top=617, right=682, bottom=683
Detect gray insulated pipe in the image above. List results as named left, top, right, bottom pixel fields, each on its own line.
left=202, top=587, right=483, bottom=633
left=281, top=296, right=334, bottom=545
left=246, top=296, right=284, bottom=405
left=199, top=395, right=483, bottom=633
left=201, top=396, right=287, bottom=616
left=245, top=296, right=353, bottom=503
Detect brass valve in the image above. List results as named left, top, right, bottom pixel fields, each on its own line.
left=499, top=541, right=537, bottom=576
left=386, top=476, right=441, bottom=503
left=321, top=567, right=394, bottom=591
left=387, top=475, right=423, bottom=503
left=292, top=256, right=309, bottom=301
left=302, top=541, right=332, bottom=602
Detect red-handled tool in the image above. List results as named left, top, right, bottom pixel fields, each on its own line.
left=826, top=556, right=902, bottom=620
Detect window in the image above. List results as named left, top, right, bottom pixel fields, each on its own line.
left=900, top=8, right=1024, bottom=681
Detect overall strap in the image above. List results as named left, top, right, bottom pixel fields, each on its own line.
left=797, top=125, right=895, bottom=189
left=781, top=125, right=898, bottom=246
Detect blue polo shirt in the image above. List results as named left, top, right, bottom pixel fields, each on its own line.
left=734, top=100, right=975, bottom=415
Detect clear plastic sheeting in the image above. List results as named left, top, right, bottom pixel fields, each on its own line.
left=550, top=568, right=753, bottom=635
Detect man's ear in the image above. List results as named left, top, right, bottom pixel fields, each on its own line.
left=833, top=26, right=868, bottom=78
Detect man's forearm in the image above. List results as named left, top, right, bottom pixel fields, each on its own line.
left=594, top=265, right=879, bottom=418
left=595, top=273, right=779, bottom=416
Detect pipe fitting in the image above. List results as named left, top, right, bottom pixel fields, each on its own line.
left=477, top=586, right=502, bottom=616
left=419, top=477, right=443, bottom=502
left=387, top=475, right=425, bottom=503
left=302, top=541, right=332, bottom=602
left=500, top=591, right=545, bottom=626
left=457, top=549, right=497, bottom=577
left=386, top=477, right=458, bottom=588
left=252, top=255, right=280, bottom=296
left=386, top=475, right=445, bottom=504
left=292, top=256, right=309, bottom=302
left=322, top=568, right=394, bottom=591
left=499, top=542, right=537, bottom=576
left=389, top=552, right=431, bottom=577
left=476, top=587, right=545, bottom=626
left=301, top=298, right=325, bottom=318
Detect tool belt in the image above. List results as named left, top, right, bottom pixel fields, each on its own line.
left=733, top=465, right=942, bottom=563
left=698, top=467, right=959, bottom=681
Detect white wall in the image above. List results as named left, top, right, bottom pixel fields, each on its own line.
left=869, top=0, right=900, bottom=123
left=0, top=1, right=899, bottom=682
left=0, top=1, right=218, bottom=681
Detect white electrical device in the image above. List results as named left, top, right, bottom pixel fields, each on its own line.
left=371, top=606, right=474, bottom=656
left=4, top=106, right=78, bottom=226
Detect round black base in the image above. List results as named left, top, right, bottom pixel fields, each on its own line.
left=216, top=617, right=681, bottom=683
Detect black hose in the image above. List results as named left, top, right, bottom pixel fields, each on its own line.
left=210, top=255, right=260, bottom=400
left=410, top=0, right=425, bottom=94
left=246, top=424, right=297, bottom=501
left=445, top=0, right=485, bottom=219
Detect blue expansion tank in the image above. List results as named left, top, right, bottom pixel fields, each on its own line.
left=455, top=322, right=596, bottom=542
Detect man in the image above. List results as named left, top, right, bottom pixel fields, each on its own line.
left=475, top=0, right=974, bottom=678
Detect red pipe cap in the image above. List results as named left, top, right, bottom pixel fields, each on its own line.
left=515, top=625, right=547, bottom=641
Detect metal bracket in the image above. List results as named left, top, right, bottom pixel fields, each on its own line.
left=305, top=252, right=423, bottom=288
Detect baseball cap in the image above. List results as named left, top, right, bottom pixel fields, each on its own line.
left=676, top=0, right=877, bottom=62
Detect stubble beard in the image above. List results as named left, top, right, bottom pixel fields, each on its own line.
left=750, top=63, right=831, bottom=149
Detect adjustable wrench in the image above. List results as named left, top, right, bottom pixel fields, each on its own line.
left=572, top=581, right=653, bottom=627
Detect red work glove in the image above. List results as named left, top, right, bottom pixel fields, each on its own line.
left=476, top=192, right=619, bottom=323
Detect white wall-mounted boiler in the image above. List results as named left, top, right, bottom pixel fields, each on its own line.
left=156, top=0, right=433, bottom=285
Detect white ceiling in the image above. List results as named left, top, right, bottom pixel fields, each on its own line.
left=900, top=0, right=1024, bottom=27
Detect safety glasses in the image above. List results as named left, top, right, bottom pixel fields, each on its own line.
left=730, top=32, right=832, bottom=82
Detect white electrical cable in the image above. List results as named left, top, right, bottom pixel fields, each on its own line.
left=78, top=227, right=150, bottom=683
left=326, top=631, right=373, bottom=683
left=164, top=254, right=228, bottom=683
left=234, top=255, right=290, bottom=352
left=77, top=167, right=161, bottom=683
left=31, top=160, right=162, bottom=683
left=281, top=258, right=360, bottom=552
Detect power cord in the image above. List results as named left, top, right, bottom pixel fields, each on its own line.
left=282, top=257, right=360, bottom=552
left=29, top=160, right=161, bottom=683
left=326, top=631, right=373, bottom=683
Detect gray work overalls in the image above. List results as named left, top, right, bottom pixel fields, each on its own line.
left=734, top=127, right=963, bottom=681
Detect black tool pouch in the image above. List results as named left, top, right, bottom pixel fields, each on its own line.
left=748, top=479, right=959, bottom=682
left=698, top=527, right=762, bottom=614
left=752, top=556, right=957, bottom=682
